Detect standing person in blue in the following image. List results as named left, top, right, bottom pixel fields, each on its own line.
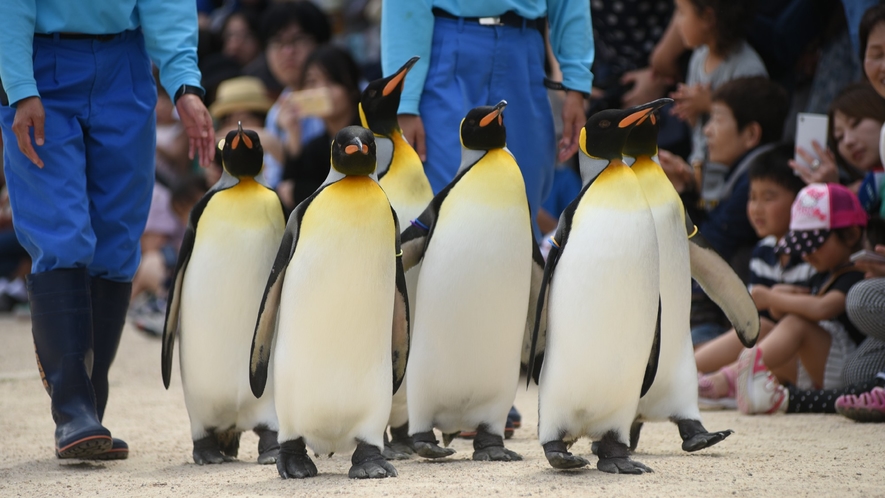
left=380, top=0, right=594, bottom=239
left=0, top=0, right=215, bottom=461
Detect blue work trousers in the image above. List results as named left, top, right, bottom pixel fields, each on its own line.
left=0, top=30, right=157, bottom=282
left=420, top=17, right=556, bottom=237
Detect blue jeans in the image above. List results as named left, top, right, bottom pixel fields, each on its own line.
left=419, top=17, right=556, bottom=238
left=1, top=30, right=157, bottom=282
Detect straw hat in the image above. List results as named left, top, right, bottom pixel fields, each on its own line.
left=209, top=76, right=274, bottom=119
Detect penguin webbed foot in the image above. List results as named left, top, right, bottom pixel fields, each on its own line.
left=596, top=456, right=653, bottom=474
left=543, top=440, right=589, bottom=469
left=675, top=418, right=733, bottom=452
left=472, top=426, right=522, bottom=462
left=681, top=429, right=734, bottom=452
left=255, top=427, right=280, bottom=464
left=276, top=438, right=318, bottom=479
left=349, top=441, right=397, bottom=479
left=192, top=435, right=228, bottom=465
left=412, top=430, right=456, bottom=459
left=382, top=423, right=415, bottom=460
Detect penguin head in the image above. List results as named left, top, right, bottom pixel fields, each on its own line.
left=580, top=99, right=670, bottom=161
left=331, top=126, right=377, bottom=176
left=219, top=122, right=264, bottom=178
left=360, top=56, right=419, bottom=136
left=622, top=98, right=673, bottom=158
left=460, top=100, right=508, bottom=150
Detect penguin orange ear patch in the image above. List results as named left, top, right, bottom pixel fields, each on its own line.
left=383, top=70, right=407, bottom=96
left=231, top=134, right=241, bottom=150
left=480, top=111, right=499, bottom=128
left=345, top=144, right=360, bottom=155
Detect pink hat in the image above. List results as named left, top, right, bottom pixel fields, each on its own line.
left=776, top=183, right=867, bottom=257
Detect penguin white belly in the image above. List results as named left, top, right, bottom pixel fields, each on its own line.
left=538, top=167, right=659, bottom=444
left=408, top=158, right=531, bottom=435
left=180, top=195, right=283, bottom=439
left=274, top=179, right=395, bottom=455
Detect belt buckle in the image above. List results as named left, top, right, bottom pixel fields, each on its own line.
left=478, top=16, right=503, bottom=26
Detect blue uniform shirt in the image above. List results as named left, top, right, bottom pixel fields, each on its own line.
left=0, top=0, right=202, bottom=105
left=381, top=0, right=594, bottom=115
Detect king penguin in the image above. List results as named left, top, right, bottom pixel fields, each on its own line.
left=359, top=56, right=433, bottom=460
left=527, top=103, right=667, bottom=474
left=162, top=123, right=286, bottom=465
left=398, top=101, right=546, bottom=462
left=625, top=100, right=754, bottom=453
left=249, top=126, right=410, bottom=480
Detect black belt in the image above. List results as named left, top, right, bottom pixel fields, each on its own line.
left=432, top=7, right=543, bottom=32
left=35, top=32, right=119, bottom=42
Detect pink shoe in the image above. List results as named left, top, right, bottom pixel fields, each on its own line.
left=835, top=386, right=885, bottom=423
left=736, top=347, right=787, bottom=415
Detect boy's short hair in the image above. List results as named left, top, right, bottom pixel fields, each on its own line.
left=688, top=0, right=756, bottom=54
left=712, top=77, right=788, bottom=146
left=748, top=142, right=807, bottom=195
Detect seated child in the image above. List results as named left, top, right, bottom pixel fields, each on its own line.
left=731, top=183, right=867, bottom=412
left=696, top=143, right=815, bottom=401
left=740, top=216, right=885, bottom=416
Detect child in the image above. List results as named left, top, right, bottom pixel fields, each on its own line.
left=696, top=143, right=815, bottom=402
left=740, top=216, right=885, bottom=417
left=668, top=0, right=768, bottom=209
left=734, top=183, right=868, bottom=414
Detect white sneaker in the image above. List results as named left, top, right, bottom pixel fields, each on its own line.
left=737, top=347, right=787, bottom=415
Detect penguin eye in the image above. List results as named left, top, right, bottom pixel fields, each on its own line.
left=368, top=89, right=377, bottom=98
left=468, top=119, right=476, bottom=125
left=599, top=120, right=611, bottom=129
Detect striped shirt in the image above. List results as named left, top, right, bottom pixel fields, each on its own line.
left=748, top=235, right=817, bottom=291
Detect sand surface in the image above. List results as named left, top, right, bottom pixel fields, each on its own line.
left=1, top=315, right=883, bottom=497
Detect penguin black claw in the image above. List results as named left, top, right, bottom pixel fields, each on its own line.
left=192, top=436, right=226, bottom=465
left=543, top=441, right=589, bottom=469
left=681, top=429, right=734, bottom=452
left=472, top=426, right=522, bottom=462
left=597, top=457, right=654, bottom=475
left=349, top=442, right=398, bottom=479
left=276, top=439, right=317, bottom=479
left=413, top=441, right=457, bottom=459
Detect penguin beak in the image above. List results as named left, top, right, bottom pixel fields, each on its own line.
left=480, top=100, right=508, bottom=127
left=231, top=121, right=254, bottom=150
left=618, top=98, right=673, bottom=129
left=383, top=56, right=419, bottom=97
left=344, top=137, right=369, bottom=155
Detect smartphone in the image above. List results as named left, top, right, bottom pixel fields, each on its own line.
left=794, top=113, right=829, bottom=171
left=850, top=249, right=885, bottom=264
left=287, top=87, right=333, bottom=118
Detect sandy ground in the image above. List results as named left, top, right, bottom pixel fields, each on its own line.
left=0, top=314, right=883, bottom=498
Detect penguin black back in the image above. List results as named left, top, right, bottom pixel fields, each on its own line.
left=622, top=98, right=673, bottom=158
left=221, top=122, right=264, bottom=178
left=331, top=125, right=377, bottom=175
left=361, top=56, right=419, bottom=137
left=460, top=100, right=508, bottom=150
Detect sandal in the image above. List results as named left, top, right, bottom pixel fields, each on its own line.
left=835, top=386, right=885, bottom=423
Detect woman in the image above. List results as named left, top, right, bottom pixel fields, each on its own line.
left=276, top=45, right=363, bottom=210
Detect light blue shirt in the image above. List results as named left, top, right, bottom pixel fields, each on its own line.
left=381, top=0, right=594, bottom=115
left=0, top=0, right=202, bottom=105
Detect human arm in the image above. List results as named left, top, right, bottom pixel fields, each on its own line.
left=854, top=245, right=885, bottom=278
left=657, top=149, right=695, bottom=194
left=752, top=285, right=847, bottom=322
left=621, top=67, right=670, bottom=108
left=0, top=1, right=43, bottom=166
left=669, top=82, right=711, bottom=127
left=649, top=15, right=686, bottom=83
left=138, top=0, right=214, bottom=167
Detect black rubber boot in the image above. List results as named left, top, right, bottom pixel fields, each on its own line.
left=84, top=278, right=131, bottom=460
left=29, top=269, right=111, bottom=459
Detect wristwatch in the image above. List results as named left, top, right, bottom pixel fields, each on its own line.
left=173, top=84, right=206, bottom=104
left=543, top=77, right=590, bottom=99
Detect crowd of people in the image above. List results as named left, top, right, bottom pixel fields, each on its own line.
left=2, top=0, right=885, bottom=463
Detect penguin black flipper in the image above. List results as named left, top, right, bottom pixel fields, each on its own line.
left=684, top=211, right=760, bottom=347
left=161, top=187, right=223, bottom=390
left=400, top=164, right=476, bottom=272
left=526, top=182, right=587, bottom=387
left=521, top=212, right=547, bottom=368
left=249, top=188, right=321, bottom=398
left=391, top=208, right=410, bottom=394
left=640, top=298, right=662, bottom=397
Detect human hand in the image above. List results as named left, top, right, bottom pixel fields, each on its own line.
left=558, top=91, right=586, bottom=163
left=176, top=94, right=215, bottom=168
left=620, top=68, right=669, bottom=108
left=854, top=244, right=885, bottom=278
left=657, top=149, right=694, bottom=193
left=11, top=96, right=45, bottom=168
left=788, top=141, right=838, bottom=184
left=669, top=83, right=711, bottom=127
left=398, top=114, right=426, bottom=162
